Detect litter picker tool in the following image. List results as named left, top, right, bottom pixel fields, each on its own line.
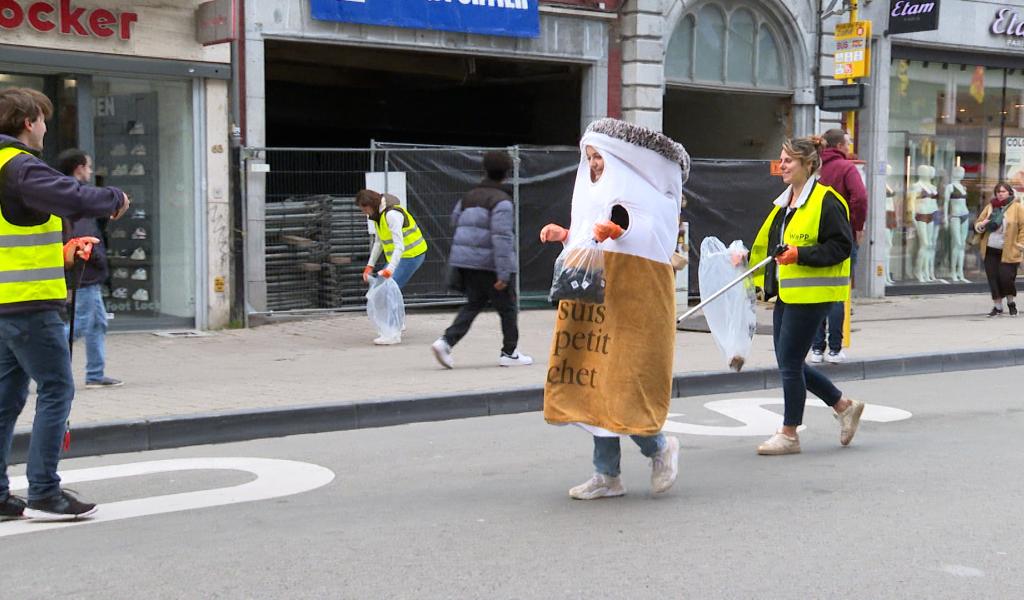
left=677, top=245, right=787, bottom=324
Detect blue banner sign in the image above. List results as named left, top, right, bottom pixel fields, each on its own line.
left=310, top=0, right=540, bottom=38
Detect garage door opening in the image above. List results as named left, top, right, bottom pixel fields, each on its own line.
left=264, top=40, right=584, bottom=148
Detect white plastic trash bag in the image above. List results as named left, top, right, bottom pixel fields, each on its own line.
left=549, top=238, right=606, bottom=304
left=698, top=237, right=757, bottom=372
left=366, top=276, right=405, bottom=341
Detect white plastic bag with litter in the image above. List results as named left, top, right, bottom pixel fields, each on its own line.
left=366, top=276, right=405, bottom=340
left=697, top=237, right=757, bottom=372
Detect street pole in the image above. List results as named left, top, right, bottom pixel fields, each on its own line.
left=842, top=0, right=858, bottom=349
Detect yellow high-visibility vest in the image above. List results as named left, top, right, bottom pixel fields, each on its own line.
left=375, top=205, right=428, bottom=262
left=750, top=181, right=851, bottom=304
left=0, top=147, right=67, bottom=305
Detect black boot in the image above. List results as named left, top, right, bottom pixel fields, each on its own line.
left=1009, top=302, right=1018, bottom=316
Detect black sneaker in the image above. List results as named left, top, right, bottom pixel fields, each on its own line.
left=0, top=493, right=26, bottom=520
left=24, top=489, right=97, bottom=520
left=988, top=307, right=1004, bottom=318
left=1010, top=303, right=1018, bottom=317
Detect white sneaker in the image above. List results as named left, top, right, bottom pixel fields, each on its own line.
left=810, top=350, right=824, bottom=364
left=569, top=473, right=626, bottom=500
left=757, top=430, right=801, bottom=455
left=651, top=436, right=680, bottom=494
left=110, top=143, right=127, bottom=156
left=130, top=268, right=147, bottom=281
left=373, top=335, right=401, bottom=345
left=131, top=288, right=149, bottom=302
left=431, top=338, right=454, bottom=369
left=826, top=350, right=847, bottom=364
left=130, top=248, right=146, bottom=260
left=834, top=398, right=865, bottom=446
left=499, top=349, right=533, bottom=367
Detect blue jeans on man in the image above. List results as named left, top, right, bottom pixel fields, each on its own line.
left=66, top=284, right=108, bottom=382
left=0, top=310, right=75, bottom=502
left=812, top=244, right=858, bottom=354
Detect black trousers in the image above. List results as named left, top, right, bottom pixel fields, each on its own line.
left=983, top=248, right=1019, bottom=300
left=444, top=268, right=518, bottom=355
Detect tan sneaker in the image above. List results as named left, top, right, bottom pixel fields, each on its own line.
left=757, top=430, right=801, bottom=455
left=835, top=398, right=865, bottom=446
left=569, top=473, right=626, bottom=500
left=651, top=436, right=680, bottom=494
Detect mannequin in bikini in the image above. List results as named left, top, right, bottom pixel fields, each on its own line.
left=945, top=165, right=970, bottom=282
left=909, top=165, right=939, bottom=282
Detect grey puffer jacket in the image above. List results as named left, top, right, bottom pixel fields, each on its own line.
left=448, top=180, right=516, bottom=282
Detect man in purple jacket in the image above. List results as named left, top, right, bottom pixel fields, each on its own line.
left=811, top=129, right=867, bottom=364
left=0, top=87, right=129, bottom=520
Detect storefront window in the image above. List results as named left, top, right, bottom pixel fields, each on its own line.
left=886, top=59, right=1024, bottom=287
left=92, top=77, right=196, bottom=328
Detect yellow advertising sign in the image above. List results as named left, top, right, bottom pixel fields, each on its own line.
left=834, top=20, right=871, bottom=80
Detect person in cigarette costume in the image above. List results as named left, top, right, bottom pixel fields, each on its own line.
left=540, top=118, right=689, bottom=500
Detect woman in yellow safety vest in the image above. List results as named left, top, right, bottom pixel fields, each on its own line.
left=356, top=189, right=428, bottom=290
left=745, top=136, right=865, bottom=456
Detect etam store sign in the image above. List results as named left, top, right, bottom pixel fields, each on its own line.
left=0, top=0, right=138, bottom=40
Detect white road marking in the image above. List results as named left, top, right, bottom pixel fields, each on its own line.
left=661, top=397, right=912, bottom=437
left=2, top=457, right=335, bottom=537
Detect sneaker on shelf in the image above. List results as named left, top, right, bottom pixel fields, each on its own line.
left=131, top=227, right=147, bottom=240
left=112, top=287, right=128, bottom=299
left=373, top=335, right=401, bottom=345
left=129, top=163, right=145, bottom=176
left=24, top=489, right=97, bottom=520
left=130, top=247, right=146, bottom=260
left=130, top=268, right=147, bottom=281
left=85, top=377, right=124, bottom=389
left=110, top=143, right=127, bottom=156
left=132, top=208, right=147, bottom=220
left=650, top=435, right=681, bottom=494
left=0, top=493, right=26, bottom=521
left=111, top=229, right=127, bottom=239
left=131, top=289, right=149, bottom=301
left=128, top=121, right=145, bottom=135
left=757, top=430, right=801, bottom=455
left=569, top=473, right=626, bottom=500
left=111, top=164, right=128, bottom=176
left=499, top=349, right=533, bottom=367
left=94, top=166, right=109, bottom=177
left=431, top=337, right=454, bottom=369
left=826, top=350, right=847, bottom=364
left=1010, top=303, right=1018, bottom=317
left=112, top=267, right=129, bottom=279
left=834, top=398, right=865, bottom=446
left=810, top=350, right=824, bottom=364
left=130, top=144, right=147, bottom=156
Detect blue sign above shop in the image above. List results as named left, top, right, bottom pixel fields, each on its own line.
left=310, top=0, right=539, bottom=38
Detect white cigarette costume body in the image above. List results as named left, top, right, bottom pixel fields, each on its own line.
left=544, top=119, right=690, bottom=436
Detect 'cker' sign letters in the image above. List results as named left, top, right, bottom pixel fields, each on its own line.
left=0, top=0, right=138, bottom=40
left=310, top=0, right=539, bottom=38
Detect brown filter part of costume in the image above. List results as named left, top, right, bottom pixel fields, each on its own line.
left=543, top=250, right=675, bottom=436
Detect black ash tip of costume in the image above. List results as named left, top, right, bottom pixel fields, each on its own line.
left=586, top=118, right=691, bottom=183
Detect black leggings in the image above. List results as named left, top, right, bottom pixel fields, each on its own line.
left=984, top=248, right=1019, bottom=300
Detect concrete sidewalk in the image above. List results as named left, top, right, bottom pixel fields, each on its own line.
left=13, top=293, right=1024, bottom=456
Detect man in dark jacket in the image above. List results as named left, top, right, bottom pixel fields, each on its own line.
left=59, top=149, right=123, bottom=388
left=811, top=129, right=867, bottom=364
left=431, top=151, right=532, bottom=369
left=0, top=87, right=129, bottom=520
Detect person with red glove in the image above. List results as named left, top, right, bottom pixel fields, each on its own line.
left=0, top=88, right=129, bottom=521
left=747, top=136, right=864, bottom=457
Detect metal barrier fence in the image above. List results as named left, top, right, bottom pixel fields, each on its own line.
left=246, top=144, right=579, bottom=314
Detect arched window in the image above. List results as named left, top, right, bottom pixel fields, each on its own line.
left=665, top=1, right=791, bottom=90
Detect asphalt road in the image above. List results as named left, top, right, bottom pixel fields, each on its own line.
left=4, top=366, right=1024, bottom=599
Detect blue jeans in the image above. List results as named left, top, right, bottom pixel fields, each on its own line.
left=773, top=300, right=843, bottom=427
left=66, top=284, right=107, bottom=382
left=812, top=245, right=857, bottom=353
left=390, top=253, right=425, bottom=290
left=593, top=434, right=666, bottom=477
left=0, top=310, right=75, bottom=501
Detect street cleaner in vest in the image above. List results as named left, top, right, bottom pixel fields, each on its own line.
left=357, top=189, right=427, bottom=344
left=0, top=87, right=129, bottom=520
left=540, top=118, right=689, bottom=500
left=744, top=136, right=865, bottom=456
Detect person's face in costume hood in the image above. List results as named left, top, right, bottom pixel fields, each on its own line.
left=585, top=145, right=604, bottom=182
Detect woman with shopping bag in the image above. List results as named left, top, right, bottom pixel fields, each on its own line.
left=539, top=118, right=689, bottom=500
left=746, top=136, right=865, bottom=455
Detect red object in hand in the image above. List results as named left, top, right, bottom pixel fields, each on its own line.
left=593, top=220, right=624, bottom=242
left=775, top=245, right=799, bottom=265
left=378, top=269, right=393, bottom=279
left=362, top=265, right=374, bottom=283
left=540, top=223, right=568, bottom=243
left=62, top=237, right=98, bottom=266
